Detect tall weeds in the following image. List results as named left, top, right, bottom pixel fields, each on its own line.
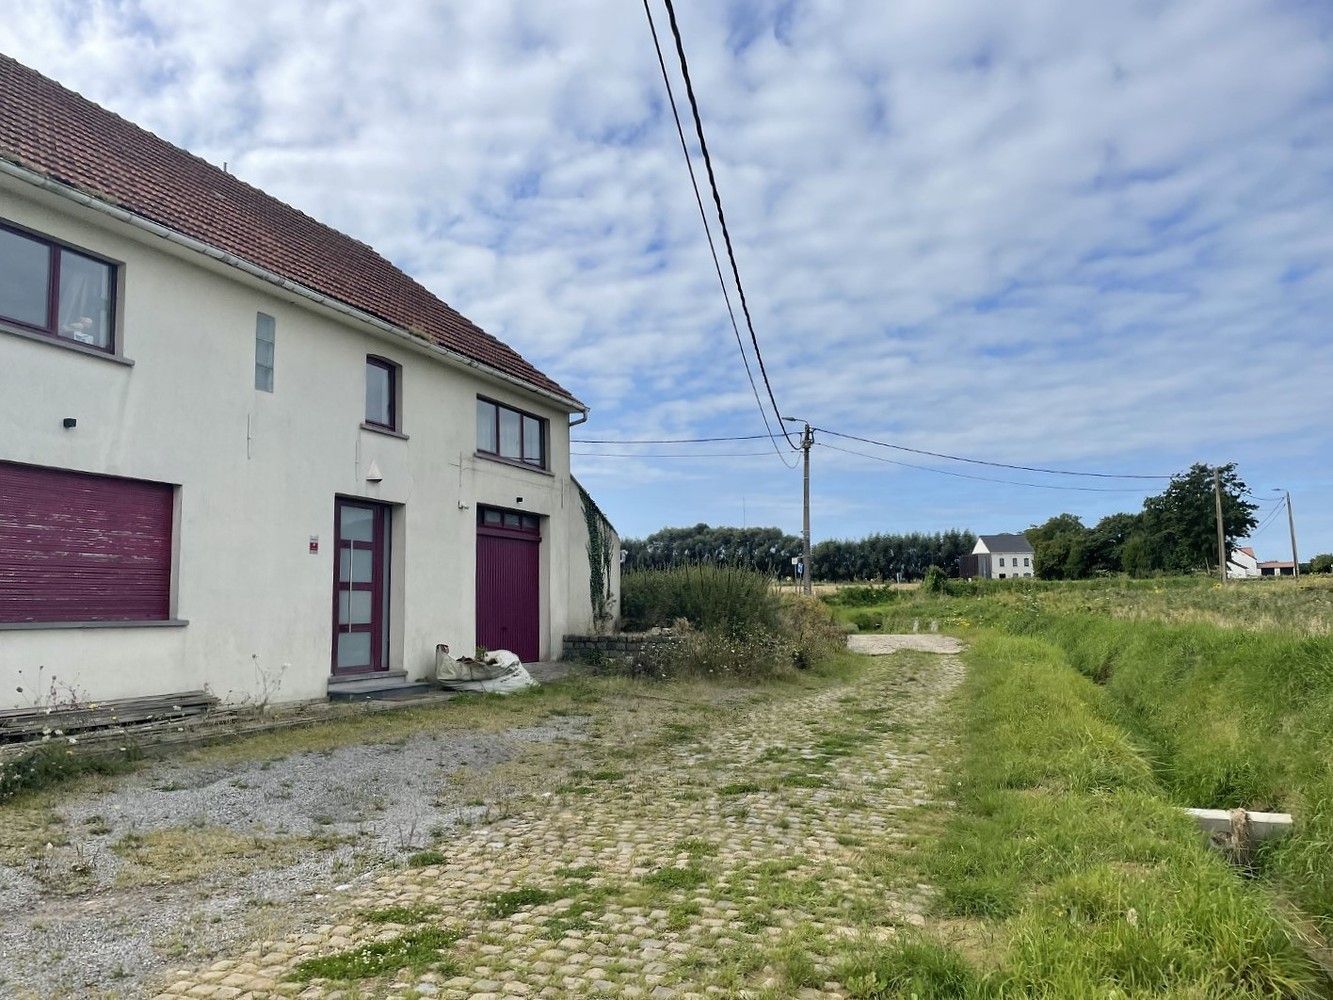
left=621, top=565, right=779, bottom=634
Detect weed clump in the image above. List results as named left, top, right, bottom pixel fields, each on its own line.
left=486, top=886, right=559, bottom=918
left=287, top=927, right=457, bottom=982
left=0, top=745, right=141, bottom=804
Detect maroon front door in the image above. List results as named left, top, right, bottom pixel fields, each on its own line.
left=476, top=508, right=541, bottom=662
left=332, top=498, right=389, bottom=674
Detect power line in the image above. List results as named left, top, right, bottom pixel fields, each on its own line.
left=1249, top=497, right=1288, bottom=537
left=814, top=427, right=1174, bottom=480
left=817, top=441, right=1158, bottom=493
left=571, top=450, right=775, bottom=458
left=652, top=0, right=799, bottom=452
left=640, top=0, right=797, bottom=467
left=573, top=433, right=770, bottom=444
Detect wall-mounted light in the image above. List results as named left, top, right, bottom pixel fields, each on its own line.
left=514, top=496, right=524, bottom=504
left=62, top=417, right=77, bottom=429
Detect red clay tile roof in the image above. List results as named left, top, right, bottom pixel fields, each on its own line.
left=0, top=54, right=579, bottom=406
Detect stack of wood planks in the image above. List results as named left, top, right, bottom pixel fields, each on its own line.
left=0, top=690, right=219, bottom=745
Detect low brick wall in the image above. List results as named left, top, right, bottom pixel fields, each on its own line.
left=563, top=631, right=680, bottom=663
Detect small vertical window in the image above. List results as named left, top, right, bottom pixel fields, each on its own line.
left=365, top=356, right=397, bottom=429
left=998, top=557, right=1005, bottom=567
left=0, top=227, right=50, bottom=328
left=498, top=407, right=521, bottom=456
left=477, top=399, right=498, bottom=452
left=254, top=313, right=275, bottom=391
left=522, top=415, right=543, bottom=465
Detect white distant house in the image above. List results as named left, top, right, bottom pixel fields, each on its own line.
left=1227, top=547, right=1261, bottom=579
left=1227, top=547, right=1295, bottom=578
left=963, top=534, right=1035, bottom=580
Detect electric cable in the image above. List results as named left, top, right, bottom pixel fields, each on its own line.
left=641, top=0, right=798, bottom=466
left=817, top=441, right=1159, bottom=493
left=814, top=427, right=1173, bottom=480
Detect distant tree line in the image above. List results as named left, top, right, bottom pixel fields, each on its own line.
left=622, top=525, right=803, bottom=576
left=1025, top=462, right=1259, bottom=578
left=812, top=530, right=976, bottom=582
left=621, top=524, right=975, bottom=582
left=623, top=463, right=1297, bottom=584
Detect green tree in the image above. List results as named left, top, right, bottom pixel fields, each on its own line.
left=1120, top=531, right=1159, bottom=576
left=1310, top=553, right=1333, bottom=574
left=1025, top=514, right=1089, bottom=579
left=1139, top=463, right=1257, bottom=574
left=1086, top=512, right=1142, bottom=574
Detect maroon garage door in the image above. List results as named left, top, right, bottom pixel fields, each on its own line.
left=0, top=461, right=174, bottom=623
left=476, top=508, right=541, bottom=662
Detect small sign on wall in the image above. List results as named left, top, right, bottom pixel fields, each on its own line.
left=309, top=535, right=319, bottom=554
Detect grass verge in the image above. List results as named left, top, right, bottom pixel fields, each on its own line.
left=930, top=631, right=1322, bottom=998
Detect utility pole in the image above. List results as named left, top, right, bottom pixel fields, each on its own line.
left=1286, top=491, right=1300, bottom=579
left=783, top=418, right=814, bottom=595
left=1213, top=466, right=1227, bottom=583
left=801, top=423, right=813, bottom=595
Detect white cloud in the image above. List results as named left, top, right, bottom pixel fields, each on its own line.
left=4, top=0, right=1332, bottom=550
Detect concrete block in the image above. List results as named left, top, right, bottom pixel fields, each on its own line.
left=1185, top=807, right=1293, bottom=842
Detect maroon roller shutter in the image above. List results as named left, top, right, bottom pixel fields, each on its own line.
left=0, top=462, right=174, bottom=623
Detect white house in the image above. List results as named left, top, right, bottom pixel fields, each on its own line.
left=1227, top=546, right=1261, bottom=579
left=967, top=534, right=1035, bottom=579
left=0, top=55, right=619, bottom=711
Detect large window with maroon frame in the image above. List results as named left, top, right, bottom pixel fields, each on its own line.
left=0, top=220, right=116, bottom=352
left=476, top=397, right=546, bottom=469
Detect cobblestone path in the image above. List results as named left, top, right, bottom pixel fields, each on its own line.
left=152, top=650, right=963, bottom=1000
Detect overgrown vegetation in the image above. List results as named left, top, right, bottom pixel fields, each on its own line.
left=934, top=631, right=1320, bottom=997
left=621, top=564, right=779, bottom=634
left=618, top=565, right=846, bottom=679
left=0, top=744, right=141, bottom=805
left=992, top=611, right=1333, bottom=931
left=829, top=574, right=1333, bottom=638
left=577, top=478, right=616, bottom=628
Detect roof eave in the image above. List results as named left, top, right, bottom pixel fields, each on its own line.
left=0, top=155, right=587, bottom=415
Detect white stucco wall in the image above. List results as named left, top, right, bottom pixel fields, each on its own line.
left=0, top=176, right=618, bottom=710
left=987, top=552, right=1033, bottom=578
left=970, top=540, right=1035, bottom=579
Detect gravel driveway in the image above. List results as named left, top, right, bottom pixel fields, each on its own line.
left=0, top=716, right=585, bottom=998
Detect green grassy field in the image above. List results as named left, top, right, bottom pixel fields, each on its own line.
left=830, top=574, right=1333, bottom=995
left=829, top=574, right=1333, bottom=637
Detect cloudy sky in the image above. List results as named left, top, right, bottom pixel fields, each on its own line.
left=5, top=1, right=1332, bottom=556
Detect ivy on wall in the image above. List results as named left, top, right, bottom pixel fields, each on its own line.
left=577, top=479, right=616, bottom=628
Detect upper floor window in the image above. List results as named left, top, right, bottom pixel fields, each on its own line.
left=476, top=397, right=546, bottom=469
left=998, top=557, right=1005, bottom=567
left=365, top=356, right=399, bottom=430
left=0, top=221, right=116, bottom=352
left=1024, top=557, right=1030, bottom=566
left=254, top=313, right=275, bottom=391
